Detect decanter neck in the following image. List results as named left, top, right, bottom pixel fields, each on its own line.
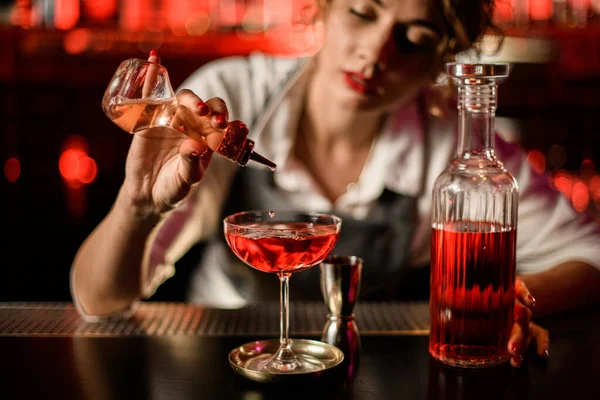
left=457, top=82, right=498, bottom=160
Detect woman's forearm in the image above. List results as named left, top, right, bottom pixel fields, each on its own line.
left=519, top=261, right=600, bottom=318
left=70, top=188, right=162, bottom=317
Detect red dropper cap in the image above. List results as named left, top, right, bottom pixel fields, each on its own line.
left=216, top=121, right=277, bottom=171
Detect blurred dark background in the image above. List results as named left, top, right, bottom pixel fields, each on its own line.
left=1, top=0, right=599, bottom=302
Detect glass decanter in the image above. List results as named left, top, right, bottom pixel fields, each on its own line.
left=429, top=63, right=518, bottom=368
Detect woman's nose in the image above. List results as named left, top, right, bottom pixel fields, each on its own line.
left=359, top=25, right=395, bottom=75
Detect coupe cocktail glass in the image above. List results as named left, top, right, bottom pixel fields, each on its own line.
left=224, top=210, right=342, bottom=375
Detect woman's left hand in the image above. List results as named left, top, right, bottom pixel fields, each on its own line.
left=508, top=278, right=550, bottom=367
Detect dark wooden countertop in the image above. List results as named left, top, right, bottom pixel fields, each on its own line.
left=0, top=301, right=598, bottom=400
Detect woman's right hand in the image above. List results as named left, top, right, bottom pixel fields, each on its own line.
left=119, top=50, right=230, bottom=217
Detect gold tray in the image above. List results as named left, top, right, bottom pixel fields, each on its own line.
left=229, top=338, right=344, bottom=384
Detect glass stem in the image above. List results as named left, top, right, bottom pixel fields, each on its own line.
left=278, top=273, right=292, bottom=351
left=268, top=272, right=298, bottom=371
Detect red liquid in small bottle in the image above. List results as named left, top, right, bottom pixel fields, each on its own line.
left=429, top=222, right=516, bottom=367
left=226, top=222, right=339, bottom=274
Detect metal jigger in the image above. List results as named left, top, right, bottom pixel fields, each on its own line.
left=320, top=255, right=362, bottom=318
left=319, top=255, right=363, bottom=383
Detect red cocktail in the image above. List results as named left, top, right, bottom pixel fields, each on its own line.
left=226, top=222, right=339, bottom=274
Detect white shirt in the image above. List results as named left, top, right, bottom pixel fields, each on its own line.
left=145, top=52, right=600, bottom=307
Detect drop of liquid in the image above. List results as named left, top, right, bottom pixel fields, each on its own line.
left=269, top=166, right=277, bottom=172
left=268, top=210, right=275, bottom=218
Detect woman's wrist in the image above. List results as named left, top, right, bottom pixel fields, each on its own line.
left=113, top=186, right=164, bottom=233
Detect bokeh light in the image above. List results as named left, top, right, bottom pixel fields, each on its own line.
left=530, top=0, right=554, bottom=20
left=63, top=28, right=92, bottom=55
left=54, top=0, right=80, bottom=31
left=59, top=148, right=84, bottom=182
left=589, top=176, right=600, bottom=195
left=552, top=169, right=573, bottom=198
left=78, top=157, right=98, bottom=184
left=4, top=157, right=21, bottom=183
left=83, top=0, right=117, bottom=21
left=572, top=181, right=590, bottom=212
left=589, top=176, right=600, bottom=210
left=526, top=149, right=546, bottom=174
left=58, top=135, right=98, bottom=188
left=185, top=13, right=211, bottom=36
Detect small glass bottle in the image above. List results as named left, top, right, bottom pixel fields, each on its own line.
left=429, top=63, right=518, bottom=368
left=102, top=58, right=276, bottom=170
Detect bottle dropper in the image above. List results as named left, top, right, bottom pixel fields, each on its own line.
left=216, top=121, right=277, bottom=171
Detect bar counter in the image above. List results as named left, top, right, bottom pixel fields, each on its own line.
left=0, top=301, right=598, bottom=399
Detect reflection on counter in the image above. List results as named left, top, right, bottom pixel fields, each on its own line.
left=321, top=317, right=361, bottom=384
left=426, top=357, right=529, bottom=400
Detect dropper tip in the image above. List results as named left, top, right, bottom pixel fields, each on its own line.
left=249, top=151, right=277, bottom=171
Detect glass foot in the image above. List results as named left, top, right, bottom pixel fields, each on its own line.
left=430, top=343, right=510, bottom=368
left=229, top=339, right=344, bottom=383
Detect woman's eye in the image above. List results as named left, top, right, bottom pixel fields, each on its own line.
left=349, top=8, right=376, bottom=21
left=400, top=38, right=434, bottom=53
left=394, top=26, right=438, bottom=54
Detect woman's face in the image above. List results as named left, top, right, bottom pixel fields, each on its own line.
left=316, top=0, right=445, bottom=113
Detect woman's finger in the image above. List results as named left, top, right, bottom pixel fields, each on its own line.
left=177, top=139, right=211, bottom=186
left=508, top=302, right=533, bottom=367
left=142, top=49, right=160, bottom=98
left=174, top=89, right=224, bottom=148
left=530, top=322, right=550, bottom=360
left=205, top=97, right=229, bottom=129
left=515, top=277, right=536, bottom=309
left=196, top=100, right=210, bottom=116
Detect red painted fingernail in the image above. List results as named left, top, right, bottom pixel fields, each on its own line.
left=197, top=101, right=209, bottom=115
left=527, top=294, right=536, bottom=307
left=149, top=49, right=158, bottom=57
left=215, top=115, right=227, bottom=127
left=511, top=341, right=521, bottom=355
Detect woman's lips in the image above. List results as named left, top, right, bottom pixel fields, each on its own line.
left=343, top=71, right=378, bottom=94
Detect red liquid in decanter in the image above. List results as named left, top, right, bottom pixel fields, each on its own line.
left=429, top=222, right=516, bottom=367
